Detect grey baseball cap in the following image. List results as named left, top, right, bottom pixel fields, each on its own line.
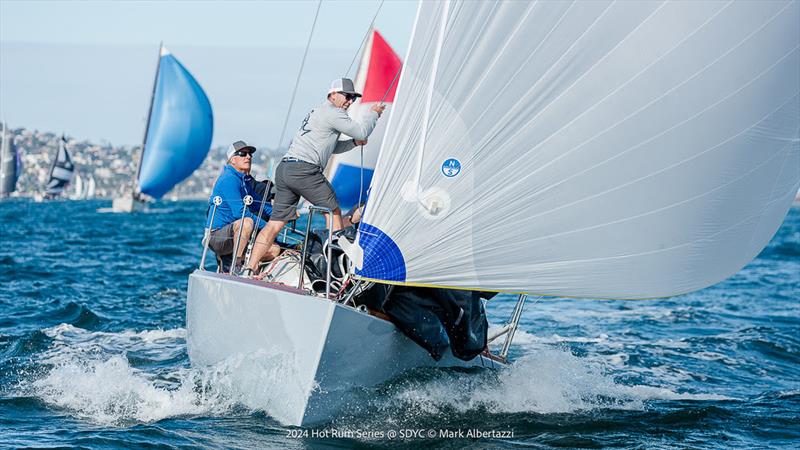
left=227, top=140, right=256, bottom=160
left=328, top=77, right=361, bottom=98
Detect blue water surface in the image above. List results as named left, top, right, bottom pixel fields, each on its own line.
left=0, top=200, right=798, bottom=449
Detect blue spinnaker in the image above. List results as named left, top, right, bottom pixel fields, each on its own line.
left=137, top=49, right=213, bottom=199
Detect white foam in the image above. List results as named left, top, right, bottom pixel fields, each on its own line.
left=31, top=355, right=216, bottom=425
left=372, top=346, right=735, bottom=419
left=25, top=325, right=308, bottom=426
left=25, top=324, right=734, bottom=426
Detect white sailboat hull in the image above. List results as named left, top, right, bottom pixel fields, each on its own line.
left=111, top=194, right=145, bottom=213
left=186, top=270, right=503, bottom=426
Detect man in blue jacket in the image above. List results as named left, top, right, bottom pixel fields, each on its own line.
left=207, top=140, right=280, bottom=272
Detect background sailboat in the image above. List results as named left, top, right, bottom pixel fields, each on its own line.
left=325, top=29, right=402, bottom=208
left=86, top=175, right=96, bottom=199
left=44, top=135, right=75, bottom=199
left=112, top=45, right=213, bottom=212
left=69, top=173, right=85, bottom=200
left=0, top=122, right=20, bottom=198
left=354, top=0, right=800, bottom=299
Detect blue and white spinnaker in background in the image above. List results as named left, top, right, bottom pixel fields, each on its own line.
left=137, top=46, right=213, bottom=199
left=356, top=0, right=800, bottom=299
left=326, top=29, right=402, bottom=208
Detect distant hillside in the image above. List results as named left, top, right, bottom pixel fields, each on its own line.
left=6, top=127, right=283, bottom=199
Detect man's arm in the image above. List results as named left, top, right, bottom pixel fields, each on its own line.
left=328, top=108, right=379, bottom=140
left=333, top=138, right=358, bottom=154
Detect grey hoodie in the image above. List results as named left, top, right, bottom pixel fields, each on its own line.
left=284, top=100, right=379, bottom=168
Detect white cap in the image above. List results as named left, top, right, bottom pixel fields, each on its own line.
left=226, top=140, right=256, bottom=160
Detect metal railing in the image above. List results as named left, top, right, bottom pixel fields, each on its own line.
left=230, top=195, right=253, bottom=275
left=199, top=195, right=222, bottom=271
left=298, top=205, right=334, bottom=299
left=500, top=294, right=527, bottom=360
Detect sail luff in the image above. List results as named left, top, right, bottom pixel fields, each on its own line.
left=413, top=0, right=450, bottom=209
left=133, top=42, right=164, bottom=194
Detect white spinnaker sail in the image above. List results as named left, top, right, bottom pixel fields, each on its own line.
left=355, top=0, right=800, bottom=299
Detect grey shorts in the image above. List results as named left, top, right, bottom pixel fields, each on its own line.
left=272, top=160, right=339, bottom=221
left=208, top=222, right=235, bottom=255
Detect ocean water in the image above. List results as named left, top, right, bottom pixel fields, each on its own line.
left=0, top=199, right=798, bottom=449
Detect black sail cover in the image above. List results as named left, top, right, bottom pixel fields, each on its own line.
left=382, top=287, right=492, bottom=361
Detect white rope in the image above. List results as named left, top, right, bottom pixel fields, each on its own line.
left=345, top=0, right=385, bottom=77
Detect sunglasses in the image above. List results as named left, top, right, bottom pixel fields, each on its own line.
left=340, top=92, right=358, bottom=102
left=233, top=150, right=253, bottom=157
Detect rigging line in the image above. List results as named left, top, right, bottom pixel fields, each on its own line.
left=355, top=65, right=402, bottom=210
left=380, top=66, right=402, bottom=104
left=275, top=0, right=323, bottom=152
left=349, top=0, right=391, bottom=211
left=357, top=0, right=422, bottom=228
left=345, top=0, right=385, bottom=77
left=357, top=144, right=364, bottom=210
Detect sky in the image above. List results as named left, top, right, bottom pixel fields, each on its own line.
left=0, top=0, right=418, bottom=149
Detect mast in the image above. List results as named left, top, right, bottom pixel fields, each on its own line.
left=132, top=41, right=164, bottom=196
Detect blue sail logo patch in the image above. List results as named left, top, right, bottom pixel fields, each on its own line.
left=441, top=158, right=461, bottom=177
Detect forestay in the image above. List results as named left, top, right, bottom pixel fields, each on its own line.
left=355, top=0, right=800, bottom=299
left=137, top=47, right=213, bottom=199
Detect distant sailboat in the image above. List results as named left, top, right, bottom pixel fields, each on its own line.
left=69, top=173, right=85, bottom=200
left=44, top=135, right=75, bottom=199
left=112, top=44, right=214, bottom=212
left=326, top=29, right=402, bottom=208
left=86, top=175, right=96, bottom=199
left=0, top=122, right=20, bottom=198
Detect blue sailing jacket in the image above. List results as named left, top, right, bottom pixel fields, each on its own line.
left=206, top=165, right=271, bottom=230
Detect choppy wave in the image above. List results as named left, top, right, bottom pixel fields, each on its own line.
left=15, top=323, right=738, bottom=430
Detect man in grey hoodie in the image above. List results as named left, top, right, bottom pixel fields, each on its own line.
left=245, top=77, right=385, bottom=274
